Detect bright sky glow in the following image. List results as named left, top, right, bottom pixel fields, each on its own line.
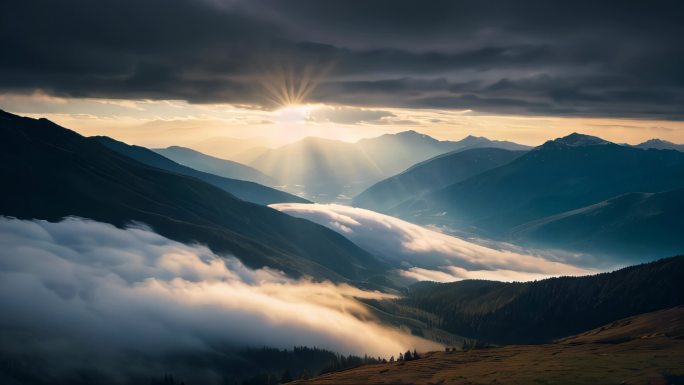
left=2, top=92, right=683, bottom=149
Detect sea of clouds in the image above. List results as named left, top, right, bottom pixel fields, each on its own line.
left=0, top=216, right=439, bottom=383
left=271, top=203, right=595, bottom=282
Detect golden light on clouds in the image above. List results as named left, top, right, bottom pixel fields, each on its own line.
left=2, top=92, right=683, bottom=149
left=0, top=216, right=442, bottom=357
left=271, top=203, right=595, bottom=283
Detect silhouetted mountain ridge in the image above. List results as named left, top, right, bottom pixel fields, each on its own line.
left=95, top=136, right=306, bottom=205
left=353, top=147, right=526, bottom=212
left=189, top=136, right=271, bottom=163
left=251, top=131, right=530, bottom=202
left=393, top=133, right=684, bottom=258
left=510, top=188, right=684, bottom=259
left=0, top=110, right=386, bottom=282
left=154, top=145, right=277, bottom=185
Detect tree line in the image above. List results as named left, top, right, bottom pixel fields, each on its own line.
left=397, top=256, right=684, bottom=344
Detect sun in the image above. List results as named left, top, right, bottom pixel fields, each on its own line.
left=257, top=61, right=333, bottom=109
left=274, top=104, right=316, bottom=124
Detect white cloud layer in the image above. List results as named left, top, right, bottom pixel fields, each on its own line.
left=0, top=216, right=440, bottom=377
left=271, top=204, right=595, bottom=282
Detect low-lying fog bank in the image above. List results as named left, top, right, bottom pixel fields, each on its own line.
left=0, top=216, right=439, bottom=384
left=271, top=203, right=595, bottom=282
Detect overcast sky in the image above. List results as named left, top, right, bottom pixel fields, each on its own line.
left=1, top=0, right=683, bottom=145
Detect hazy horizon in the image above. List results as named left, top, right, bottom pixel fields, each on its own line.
left=3, top=99, right=683, bottom=149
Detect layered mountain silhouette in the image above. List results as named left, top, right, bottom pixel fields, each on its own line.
left=354, top=131, right=529, bottom=179
left=0, top=110, right=386, bottom=281
left=511, top=188, right=684, bottom=259
left=635, top=138, right=684, bottom=152
left=250, top=137, right=384, bottom=202
left=385, top=255, right=684, bottom=344
left=250, top=131, right=530, bottom=202
left=353, top=148, right=526, bottom=212
left=189, top=136, right=270, bottom=163
left=153, top=145, right=276, bottom=185
left=95, top=137, right=305, bottom=205
left=390, top=133, right=684, bottom=259
left=3, top=107, right=683, bottom=385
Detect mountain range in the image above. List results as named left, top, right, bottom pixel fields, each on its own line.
left=250, top=136, right=385, bottom=202
left=353, top=147, right=526, bottom=212
left=510, top=187, right=684, bottom=259
left=189, top=136, right=271, bottom=164
left=0, top=110, right=386, bottom=282
left=154, top=145, right=277, bottom=185
left=2, top=108, right=684, bottom=385
left=4, top=106, right=682, bottom=267
left=96, top=137, right=305, bottom=205
left=249, top=131, right=530, bottom=202
left=376, top=133, right=684, bottom=260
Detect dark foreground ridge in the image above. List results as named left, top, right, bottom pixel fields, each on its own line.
left=0, top=109, right=387, bottom=281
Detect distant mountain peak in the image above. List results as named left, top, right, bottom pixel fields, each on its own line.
left=394, top=130, right=434, bottom=140
left=463, top=134, right=486, bottom=140
left=459, top=134, right=489, bottom=144
left=543, top=133, right=612, bottom=149
left=635, top=138, right=684, bottom=152
left=397, top=129, right=421, bottom=135
left=359, top=130, right=439, bottom=145
left=642, top=138, right=669, bottom=145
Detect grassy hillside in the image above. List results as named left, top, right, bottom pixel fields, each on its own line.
left=291, top=306, right=684, bottom=385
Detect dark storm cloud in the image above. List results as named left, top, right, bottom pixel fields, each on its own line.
left=1, top=0, right=683, bottom=118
